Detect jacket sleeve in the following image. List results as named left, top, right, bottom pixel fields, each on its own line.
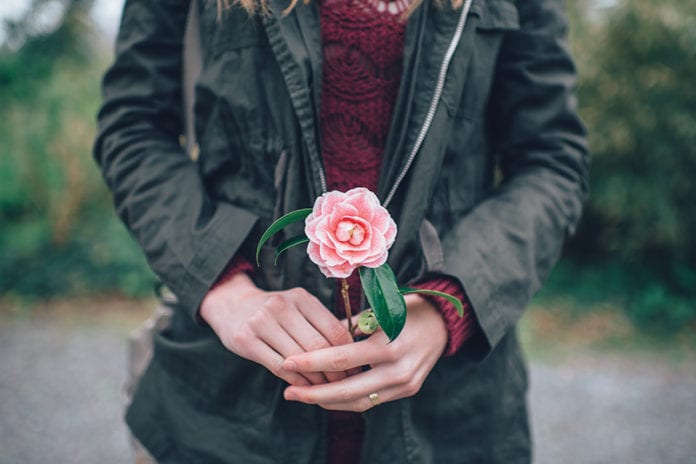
left=441, top=0, right=589, bottom=359
left=94, top=0, right=258, bottom=320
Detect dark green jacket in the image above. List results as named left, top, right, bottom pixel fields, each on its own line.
left=95, top=0, right=588, bottom=462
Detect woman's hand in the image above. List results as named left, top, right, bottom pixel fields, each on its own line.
left=200, top=273, right=354, bottom=387
left=281, top=294, right=448, bottom=412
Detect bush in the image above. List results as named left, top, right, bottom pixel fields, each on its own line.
left=0, top=4, right=155, bottom=299
left=574, top=0, right=696, bottom=258
left=561, top=0, right=696, bottom=328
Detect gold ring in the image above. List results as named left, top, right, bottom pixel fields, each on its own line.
left=368, top=392, right=380, bottom=407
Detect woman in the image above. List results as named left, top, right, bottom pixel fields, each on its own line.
left=95, top=0, right=588, bottom=462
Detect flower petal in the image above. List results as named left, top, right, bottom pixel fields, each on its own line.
left=360, top=250, right=389, bottom=269
left=319, top=242, right=346, bottom=266
left=328, top=203, right=360, bottom=230
left=319, top=190, right=346, bottom=216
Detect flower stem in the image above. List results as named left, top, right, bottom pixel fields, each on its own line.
left=341, top=278, right=355, bottom=340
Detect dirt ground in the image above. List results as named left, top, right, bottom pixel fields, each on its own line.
left=1, top=298, right=695, bottom=464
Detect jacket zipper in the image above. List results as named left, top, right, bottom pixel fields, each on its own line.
left=382, top=0, right=474, bottom=207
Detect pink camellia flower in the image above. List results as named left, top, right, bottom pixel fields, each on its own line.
left=304, top=187, right=397, bottom=279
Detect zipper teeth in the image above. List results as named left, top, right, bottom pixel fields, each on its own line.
left=319, top=163, right=328, bottom=193
left=383, top=0, right=474, bottom=208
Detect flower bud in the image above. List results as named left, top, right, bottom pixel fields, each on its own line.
left=358, top=310, right=379, bottom=334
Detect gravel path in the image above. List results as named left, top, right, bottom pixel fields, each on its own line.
left=530, top=354, right=696, bottom=464
left=1, top=315, right=695, bottom=464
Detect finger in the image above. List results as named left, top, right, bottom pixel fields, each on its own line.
left=283, top=365, right=410, bottom=409
left=290, top=288, right=354, bottom=347
left=246, top=340, right=311, bottom=387
left=320, top=317, right=363, bottom=378
left=318, top=385, right=403, bottom=412
left=284, top=332, right=391, bottom=373
left=276, top=310, right=347, bottom=382
left=255, top=320, right=328, bottom=385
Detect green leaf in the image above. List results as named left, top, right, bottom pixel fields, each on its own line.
left=359, top=264, right=407, bottom=341
left=273, top=235, right=310, bottom=266
left=400, top=287, right=465, bottom=316
left=255, top=208, right=312, bottom=265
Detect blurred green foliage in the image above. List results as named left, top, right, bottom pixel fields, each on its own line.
left=0, top=0, right=155, bottom=298
left=0, top=0, right=693, bottom=329
left=557, top=0, right=696, bottom=330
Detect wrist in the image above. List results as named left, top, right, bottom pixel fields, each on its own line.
left=200, top=272, right=261, bottom=325
left=404, top=293, right=448, bottom=353
left=411, top=278, right=475, bottom=356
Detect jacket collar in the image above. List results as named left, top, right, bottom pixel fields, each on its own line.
left=262, top=0, right=327, bottom=198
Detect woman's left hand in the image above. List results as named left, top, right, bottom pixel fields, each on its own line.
left=282, top=294, right=448, bottom=412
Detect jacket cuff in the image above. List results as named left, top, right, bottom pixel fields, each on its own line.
left=168, top=203, right=258, bottom=323
left=413, top=278, right=478, bottom=357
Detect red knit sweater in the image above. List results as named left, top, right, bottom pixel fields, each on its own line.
left=213, top=1, right=477, bottom=462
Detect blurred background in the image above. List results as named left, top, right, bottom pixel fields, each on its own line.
left=0, top=0, right=694, bottom=463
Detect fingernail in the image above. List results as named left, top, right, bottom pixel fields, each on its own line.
left=284, top=389, right=296, bottom=401
left=284, top=360, right=297, bottom=371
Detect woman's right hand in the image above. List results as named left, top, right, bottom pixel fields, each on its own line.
left=200, top=272, right=353, bottom=387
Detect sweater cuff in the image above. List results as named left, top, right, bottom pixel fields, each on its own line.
left=413, top=277, right=478, bottom=357
left=210, top=255, right=255, bottom=290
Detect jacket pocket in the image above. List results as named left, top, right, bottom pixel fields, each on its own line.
left=196, top=98, right=281, bottom=219
left=153, top=303, right=280, bottom=419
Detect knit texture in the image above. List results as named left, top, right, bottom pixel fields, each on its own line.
left=320, top=0, right=408, bottom=195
